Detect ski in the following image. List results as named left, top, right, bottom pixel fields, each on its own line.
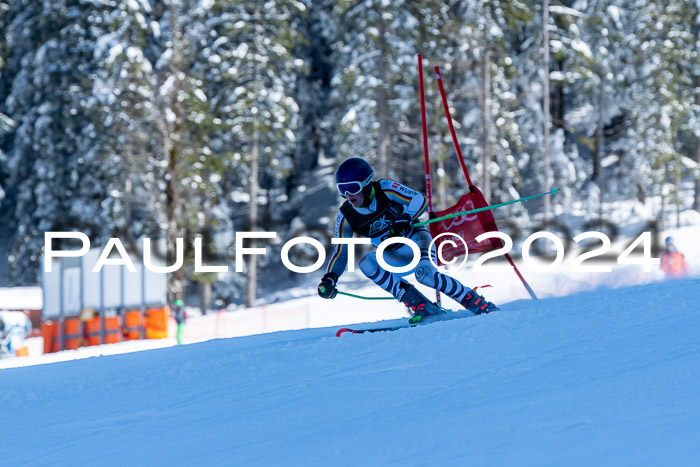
left=335, top=309, right=477, bottom=337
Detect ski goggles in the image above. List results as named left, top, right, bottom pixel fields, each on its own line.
left=336, top=172, right=374, bottom=197
left=336, top=181, right=365, bottom=196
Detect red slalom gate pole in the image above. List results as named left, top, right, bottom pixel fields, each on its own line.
left=434, top=65, right=538, bottom=301
left=505, top=253, right=538, bottom=300
left=418, top=54, right=441, bottom=305
left=434, top=66, right=473, bottom=187
left=419, top=55, right=434, bottom=214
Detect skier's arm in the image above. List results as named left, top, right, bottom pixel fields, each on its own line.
left=318, top=212, right=353, bottom=299
left=381, top=180, right=428, bottom=221
left=325, top=211, right=354, bottom=279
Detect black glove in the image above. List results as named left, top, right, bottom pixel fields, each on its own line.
left=318, top=272, right=338, bottom=299
left=390, top=213, right=413, bottom=237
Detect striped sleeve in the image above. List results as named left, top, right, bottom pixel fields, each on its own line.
left=325, top=211, right=354, bottom=278
left=380, top=179, right=427, bottom=220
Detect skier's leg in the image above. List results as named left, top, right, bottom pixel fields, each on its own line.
left=359, top=251, right=441, bottom=316
left=410, top=227, right=498, bottom=314
left=176, top=323, right=185, bottom=345
left=358, top=251, right=404, bottom=298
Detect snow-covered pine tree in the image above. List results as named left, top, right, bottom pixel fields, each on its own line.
left=440, top=1, right=525, bottom=208
left=561, top=0, right=697, bottom=227
left=198, top=0, right=302, bottom=307
left=329, top=0, right=435, bottom=184
left=93, top=0, right=244, bottom=303
left=694, top=71, right=700, bottom=212
left=624, top=0, right=698, bottom=225
left=0, top=0, right=11, bottom=208
left=555, top=1, right=631, bottom=223
left=1, top=0, right=117, bottom=284
left=289, top=0, right=334, bottom=186
left=541, top=3, right=590, bottom=213
left=91, top=0, right=165, bottom=248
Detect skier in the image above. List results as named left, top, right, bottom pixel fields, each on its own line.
left=171, top=299, right=187, bottom=345
left=317, top=157, right=497, bottom=321
left=660, top=236, right=689, bottom=279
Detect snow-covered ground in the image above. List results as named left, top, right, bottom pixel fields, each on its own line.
left=0, top=219, right=698, bottom=464
left=1, top=203, right=699, bottom=464
left=2, top=275, right=699, bottom=465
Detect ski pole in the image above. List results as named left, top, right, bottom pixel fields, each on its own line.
left=413, top=188, right=559, bottom=227
left=338, top=291, right=394, bottom=301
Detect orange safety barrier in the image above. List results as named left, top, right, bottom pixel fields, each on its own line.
left=104, top=316, right=121, bottom=344
left=84, top=316, right=102, bottom=346
left=64, top=317, right=82, bottom=350
left=145, top=307, right=169, bottom=339
left=41, top=321, right=59, bottom=354
left=123, top=310, right=142, bottom=340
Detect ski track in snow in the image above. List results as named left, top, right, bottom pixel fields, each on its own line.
left=2, top=278, right=700, bottom=465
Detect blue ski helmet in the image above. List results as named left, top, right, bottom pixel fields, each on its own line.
left=335, top=157, right=374, bottom=197
left=665, top=236, right=675, bottom=246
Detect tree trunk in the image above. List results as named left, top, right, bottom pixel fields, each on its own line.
left=660, top=185, right=666, bottom=232
left=542, top=0, right=552, bottom=226
left=694, top=142, right=700, bottom=212
left=165, top=0, right=184, bottom=302
left=479, top=43, right=492, bottom=203
left=551, top=58, right=565, bottom=128
left=199, top=281, right=211, bottom=315
left=245, top=125, right=259, bottom=310
left=166, top=142, right=184, bottom=300
left=246, top=6, right=261, bottom=308
left=376, top=16, right=391, bottom=177
left=675, top=169, right=681, bottom=228
left=637, top=184, right=646, bottom=204
left=694, top=74, right=700, bottom=212
left=596, top=74, right=605, bottom=224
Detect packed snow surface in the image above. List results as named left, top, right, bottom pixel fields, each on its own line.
left=2, top=277, right=700, bottom=465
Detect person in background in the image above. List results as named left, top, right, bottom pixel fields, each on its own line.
left=0, top=311, right=31, bottom=357
left=660, top=236, right=689, bottom=279
left=172, top=299, right=187, bottom=345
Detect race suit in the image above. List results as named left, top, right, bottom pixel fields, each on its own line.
left=325, top=179, right=475, bottom=304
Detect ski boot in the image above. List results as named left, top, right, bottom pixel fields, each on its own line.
left=397, top=283, right=443, bottom=324
left=462, top=290, right=499, bottom=315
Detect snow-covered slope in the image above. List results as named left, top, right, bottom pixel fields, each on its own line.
left=2, top=277, right=699, bottom=465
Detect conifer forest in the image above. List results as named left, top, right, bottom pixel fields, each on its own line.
left=0, top=0, right=698, bottom=307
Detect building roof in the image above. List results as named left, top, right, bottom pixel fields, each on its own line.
left=0, top=287, right=43, bottom=310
